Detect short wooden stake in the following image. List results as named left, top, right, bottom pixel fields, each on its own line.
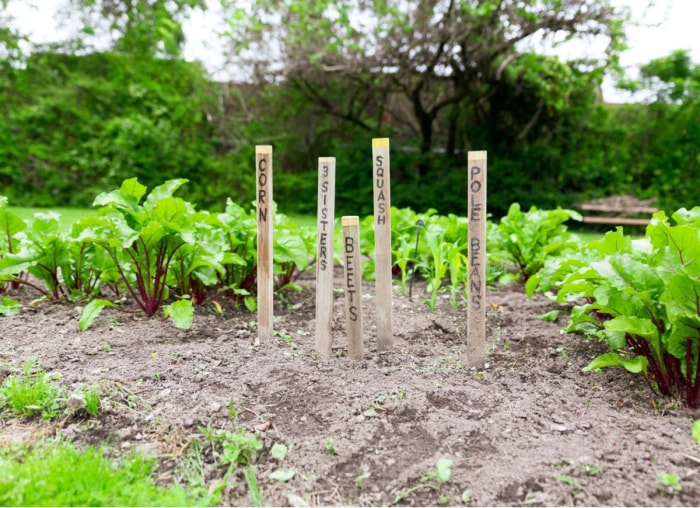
left=315, top=157, right=336, bottom=358
left=372, top=138, right=393, bottom=351
left=256, top=145, right=273, bottom=344
left=342, top=216, right=363, bottom=360
left=467, top=151, right=487, bottom=368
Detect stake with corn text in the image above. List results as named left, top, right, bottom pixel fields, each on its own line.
left=256, top=145, right=273, bottom=344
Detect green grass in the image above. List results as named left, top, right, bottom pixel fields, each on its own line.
left=0, top=359, right=63, bottom=420
left=8, top=207, right=95, bottom=231
left=286, top=214, right=317, bottom=229
left=0, top=439, right=205, bottom=506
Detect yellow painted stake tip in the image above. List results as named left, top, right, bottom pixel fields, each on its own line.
left=468, top=150, right=487, bottom=158
left=256, top=145, right=273, bottom=153
left=372, top=138, right=390, bottom=148
left=342, top=216, right=359, bottom=226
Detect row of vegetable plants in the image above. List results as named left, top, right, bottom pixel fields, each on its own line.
left=0, top=179, right=315, bottom=330
left=2, top=177, right=699, bottom=408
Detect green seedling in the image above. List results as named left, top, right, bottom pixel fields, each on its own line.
left=270, top=442, right=290, bottom=461
left=323, top=438, right=337, bottom=455
left=270, top=468, right=295, bottom=483
left=393, top=458, right=453, bottom=505
left=657, top=472, right=681, bottom=494
left=355, top=472, right=371, bottom=489
left=364, top=395, right=386, bottom=417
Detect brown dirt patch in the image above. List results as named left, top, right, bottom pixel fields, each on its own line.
left=2, top=270, right=699, bottom=506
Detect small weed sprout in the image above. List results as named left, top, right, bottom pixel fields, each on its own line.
left=355, top=472, right=371, bottom=489
left=83, top=385, right=101, bottom=417
left=244, top=465, right=264, bottom=507
left=393, top=458, right=453, bottom=505
left=323, top=438, right=337, bottom=455
left=657, top=472, right=681, bottom=494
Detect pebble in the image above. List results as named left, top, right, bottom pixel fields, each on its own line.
left=286, top=493, right=309, bottom=507
left=159, top=388, right=171, bottom=398
left=551, top=424, right=568, bottom=433
left=67, top=393, right=86, bottom=410
left=210, top=402, right=222, bottom=412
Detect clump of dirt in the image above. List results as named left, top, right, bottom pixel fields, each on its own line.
left=2, top=271, right=699, bottom=506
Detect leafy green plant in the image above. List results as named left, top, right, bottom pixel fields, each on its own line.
left=657, top=472, right=681, bottom=493
left=559, top=208, right=700, bottom=407
left=0, top=212, right=70, bottom=300
left=0, top=439, right=201, bottom=506
left=274, top=212, right=315, bottom=290
left=198, top=424, right=263, bottom=474
left=693, top=419, right=700, bottom=446
left=85, top=178, right=198, bottom=321
left=0, top=196, right=27, bottom=293
left=492, top=203, right=581, bottom=283
left=216, top=199, right=258, bottom=309
left=0, top=295, right=21, bottom=316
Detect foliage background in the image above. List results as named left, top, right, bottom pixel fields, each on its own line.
left=0, top=1, right=698, bottom=218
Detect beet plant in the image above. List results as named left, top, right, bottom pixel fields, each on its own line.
left=273, top=213, right=315, bottom=290
left=83, top=178, right=199, bottom=325
left=559, top=208, right=700, bottom=407
left=216, top=199, right=258, bottom=309
left=491, top=203, right=581, bottom=283
left=0, top=212, right=71, bottom=300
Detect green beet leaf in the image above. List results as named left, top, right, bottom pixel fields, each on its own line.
left=163, top=300, right=194, bottom=329
left=583, top=353, right=648, bottom=374
left=79, top=299, right=116, bottom=332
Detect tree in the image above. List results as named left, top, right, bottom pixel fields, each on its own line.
left=65, top=0, right=207, bottom=57
left=223, top=0, right=629, bottom=156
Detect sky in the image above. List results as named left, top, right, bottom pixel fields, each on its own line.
left=5, top=0, right=699, bottom=102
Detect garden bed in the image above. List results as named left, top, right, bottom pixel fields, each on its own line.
left=1, top=270, right=698, bottom=506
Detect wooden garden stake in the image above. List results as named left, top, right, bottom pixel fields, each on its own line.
left=467, top=151, right=487, bottom=368
left=256, top=145, right=273, bottom=344
left=315, top=157, right=336, bottom=358
left=372, top=138, right=393, bottom=351
left=342, top=216, right=363, bottom=360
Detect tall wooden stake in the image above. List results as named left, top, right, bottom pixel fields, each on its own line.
left=467, top=151, right=487, bottom=368
left=315, top=157, right=336, bottom=358
left=342, top=216, right=363, bottom=360
left=372, top=138, right=393, bottom=351
left=256, top=145, right=273, bottom=344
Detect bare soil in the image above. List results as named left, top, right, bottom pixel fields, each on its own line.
left=2, top=269, right=699, bottom=507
